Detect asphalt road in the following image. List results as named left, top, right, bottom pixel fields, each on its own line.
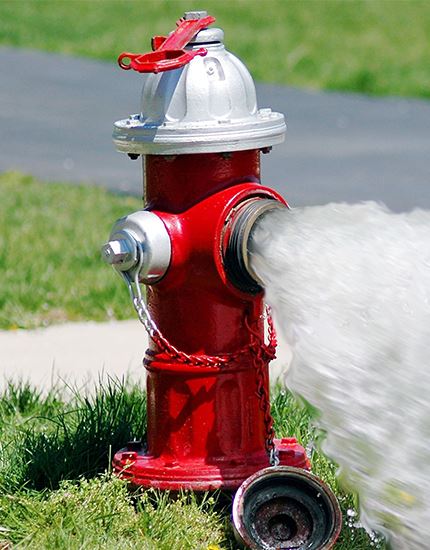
left=1, top=47, right=430, bottom=212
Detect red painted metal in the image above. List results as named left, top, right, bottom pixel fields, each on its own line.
left=144, top=150, right=261, bottom=213
left=113, top=152, right=309, bottom=490
left=118, top=15, right=215, bottom=73
left=276, top=437, right=311, bottom=469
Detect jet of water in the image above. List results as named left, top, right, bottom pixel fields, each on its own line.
left=250, top=202, right=430, bottom=549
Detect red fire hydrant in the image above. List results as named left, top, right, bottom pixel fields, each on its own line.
left=102, top=12, right=341, bottom=549
left=102, top=11, right=308, bottom=490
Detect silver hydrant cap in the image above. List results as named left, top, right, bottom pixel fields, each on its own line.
left=113, top=14, right=286, bottom=155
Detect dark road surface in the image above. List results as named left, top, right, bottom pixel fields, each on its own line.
left=1, top=47, right=429, bottom=212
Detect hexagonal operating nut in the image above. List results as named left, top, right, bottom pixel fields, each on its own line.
left=183, top=10, right=208, bottom=20
left=101, top=238, right=136, bottom=271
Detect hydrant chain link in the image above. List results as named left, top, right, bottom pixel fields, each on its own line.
left=122, top=260, right=277, bottom=370
left=246, top=315, right=279, bottom=466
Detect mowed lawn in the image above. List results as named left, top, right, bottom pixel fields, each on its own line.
left=0, top=0, right=429, bottom=98
left=0, top=172, right=140, bottom=329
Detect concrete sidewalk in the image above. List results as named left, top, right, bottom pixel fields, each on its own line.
left=0, top=320, right=145, bottom=390
left=0, top=320, right=291, bottom=390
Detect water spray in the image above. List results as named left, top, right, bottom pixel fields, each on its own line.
left=250, top=202, right=430, bottom=548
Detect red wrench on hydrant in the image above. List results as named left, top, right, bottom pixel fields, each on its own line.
left=118, top=14, right=215, bottom=73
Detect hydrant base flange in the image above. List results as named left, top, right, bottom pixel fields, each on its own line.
left=113, top=438, right=310, bottom=491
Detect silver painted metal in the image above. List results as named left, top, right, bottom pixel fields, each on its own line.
left=102, top=210, right=171, bottom=284
left=189, top=26, right=224, bottom=44
left=183, top=10, right=208, bottom=20
left=102, top=238, right=137, bottom=269
left=113, top=25, right=286, bottom=155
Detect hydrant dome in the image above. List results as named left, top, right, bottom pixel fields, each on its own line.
left=113, top=30, right=286, bottom=155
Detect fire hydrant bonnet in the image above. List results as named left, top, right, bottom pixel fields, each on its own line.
left=113, top=26, right=286, bottom=155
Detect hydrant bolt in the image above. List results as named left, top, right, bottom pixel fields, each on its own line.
left=101, top=239, right=136, bottom=269
left=183, top=10, right=208, bottom=20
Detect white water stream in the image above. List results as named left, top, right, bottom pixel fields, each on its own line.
left=250, top=202, right=430, bottom=549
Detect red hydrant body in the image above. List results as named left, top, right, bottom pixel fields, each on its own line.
left=105, top=14, right=309, bottom=491
left=112, top=152, right=308, bottom=489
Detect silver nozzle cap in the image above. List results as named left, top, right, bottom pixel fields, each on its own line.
left=103, top=211, right=171, bottom=284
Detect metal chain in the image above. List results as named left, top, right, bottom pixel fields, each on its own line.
left=245, top=314, right=279, bottom=466
left=121, top=243, right=278, bottom=463
left=122, top=269, right=254, bottom=367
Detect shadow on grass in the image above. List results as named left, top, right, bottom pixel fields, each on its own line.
left=18, top=378, right=146, bottom=490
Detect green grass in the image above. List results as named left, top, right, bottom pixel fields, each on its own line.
left=1, top=0, right=430, bottom=98
left=0, top=381, right=386, bottom=549
left=0, top=171, right=141, bottom=329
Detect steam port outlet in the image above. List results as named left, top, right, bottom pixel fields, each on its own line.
left=223, top=198, right=287, bottom=294
left=101, top=210, right=171, bottom=284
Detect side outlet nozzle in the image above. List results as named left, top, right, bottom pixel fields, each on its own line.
left=101, top=210, right=171, bottom=284
left=223, top=198, right=287, bottom=294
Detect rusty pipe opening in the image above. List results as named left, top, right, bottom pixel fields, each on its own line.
left=232, top=466, right=342, bottom=550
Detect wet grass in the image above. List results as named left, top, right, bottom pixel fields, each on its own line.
left=1, top=0, right=429, bottom=98
left=0, top=171, right=141, bottom=329
left=0, top=380, right=386, bottom=548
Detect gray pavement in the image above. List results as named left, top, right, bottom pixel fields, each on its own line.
left=0, top=320, right=144, bottom=391
left=1, top=47, right=430, bottom=212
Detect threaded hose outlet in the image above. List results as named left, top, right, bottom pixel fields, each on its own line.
left=223, top=198, right=287, bottom=294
